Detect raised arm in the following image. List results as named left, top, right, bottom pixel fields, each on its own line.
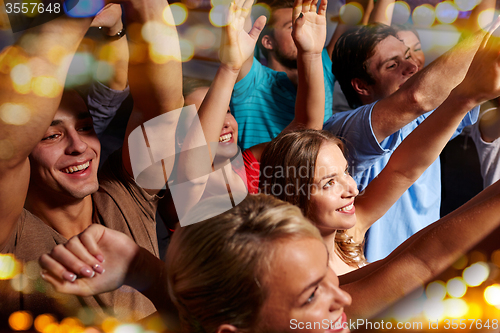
left=284, top=0, right=327, bottom=132
left=352, top=28, right=500, bottom=240
left=371, top=17, right=500, bottom=142
left=0, top=15, right=92, bottom=249
left=342, top=177, right=500, bottom=320
left=120, top=0, right=184, bottom=191
left=171, top=0, right=265, bottom=219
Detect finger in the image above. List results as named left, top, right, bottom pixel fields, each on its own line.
left=293, top=0, right=303, bottom=22
left=310, top=0, right=319, bottom=13
left=294, top=12, right=306, bottom=30
left=39, top=253, right=78, bottom=283
left=248, top=15, right=267, bottom=41
left=302, top=0, right=312, bottom=15
left=318, top=0, right=327, bottom=16
left=48, top=244, right=96, bottom=279
left=66, top=237, right=104, bottom=274
left=40, top=269, right=93, bottom=297
left=78, top=224, right=107, bottom=263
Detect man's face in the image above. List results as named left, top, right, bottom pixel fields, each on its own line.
left=269, top=8, right=297, bottom=69
left=29, top=92, right=100, bottom=200
left=364, top=35, right=418, bottom=102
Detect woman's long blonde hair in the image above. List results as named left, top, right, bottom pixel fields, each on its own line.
left=166, top=194, right=322, bottom=333
left=259, top=129, right=367, bottom=268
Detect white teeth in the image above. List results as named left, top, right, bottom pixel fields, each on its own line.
left=219, top=133, right=232, bottom=143
left=337, top=203, right=354, bottom=212
left=63, top=161, right=90, bottom=174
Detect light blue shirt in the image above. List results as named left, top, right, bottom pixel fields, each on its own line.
left=323, top=102, right=480, bottom=262
left=231, top=49, right=335, bottom=150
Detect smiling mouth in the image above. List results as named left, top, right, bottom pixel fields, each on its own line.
left=62, top=161, right=90, bottom=174
left=336, top=202, right=354, bottom=213
left=219, top=133, right=232, bottom=143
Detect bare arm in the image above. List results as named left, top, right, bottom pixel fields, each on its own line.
left=342, top=178, right=500, bottom=320
left=351, top=29, right=500, bottom=240
left=120, top=0, right=184, bottom=192
left=284, top=0, right=328, bottom=132
left=0, top=15, right=92, bottom=248
left=371, top=18, right=500, bottom=143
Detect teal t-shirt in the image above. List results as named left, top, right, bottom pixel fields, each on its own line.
left=230, top=48, right=334, bottom=150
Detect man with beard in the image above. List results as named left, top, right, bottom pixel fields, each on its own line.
left=229, top=0, right=336, bottom=150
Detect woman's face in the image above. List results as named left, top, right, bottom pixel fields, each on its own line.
left=184, top=87, right=239, bottom=159
left=396, top=30, right=425, bottom=71
left=307, top=143, right=358, bottom=234
left=256, top=237, right=352, bottom=332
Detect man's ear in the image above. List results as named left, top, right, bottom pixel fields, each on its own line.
left=261, top=34, right=274, bottom=51
left=351, top=78, right=371, bottom=97
left=216, top=324, right=239, bottom=333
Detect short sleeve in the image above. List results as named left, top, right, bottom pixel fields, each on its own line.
left=231, top=57, right=264, bottom=103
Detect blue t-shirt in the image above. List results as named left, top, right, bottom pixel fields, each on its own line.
left=230, top=49, right=335, bottom=150
left=323, top=102, right=480, bottom=262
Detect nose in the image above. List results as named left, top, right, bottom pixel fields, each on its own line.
left=65, top=130, right=88, bottom=155
left=327, top=269, right=352, bottom=311
left=403, top=58, right=418, bottom=77
left=340, top=173, right=359, bottom=199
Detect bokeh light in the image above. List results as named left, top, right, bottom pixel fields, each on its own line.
left=339, top=3, right=364, bottom=25
left=94, top=61, right=114, bottom=83
left=423, top=298, right=445, bottom=321
left=164, top=3, right=188, bottom=26
left=65, top=0, right=105, bottom=18
left=446, top=277, right=467, bottom=298
left=209, top=5, right=231, bottom=27
left=21, top=0, right=42, bottom=18
left=193, top=28, right=217, bottom=50
left=492, top=250, right=500, bottom=268
left=180, top=39, right=195, bottom=62
left=0, top=103, right=31, bottom=126
left=412, top=5, right=436, bottom=28
left=426, top=281, right=447, bottom=300
left=9, top=311, right=33, bottom=331
left=211, top=0, right=232, bottom=7
left=10, top=64, right=31, bottom=86
left=11, top=273, right=33, bottom=293
left=252, top=3, right=271, bottom=23
left=34, top=314, right=57, bottom=332
left=0, top=254, right=20, bottom=279
left=392, top=1, right=411, bottom=25
left=101, top=317, right=120, bottom=333
left=444, top=298, right=468, bottom=318
left=114, top=323, right=143, bottom=333
left=32, top=76, right=62, bottom=98
left=452, top=255, right=468, bottom=270
left=463, top=262, right=490, bottom=287
left=484, top=284, right=500, bottom=306
left=454, top=0, right=479, bottom=11
left=435, top=2, right=458, bottom=25
left=478, top=9, right=496, bottom=32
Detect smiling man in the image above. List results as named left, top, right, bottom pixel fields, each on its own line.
left=0, top=0, right=182, bottom=323
left=323, top=23, right=492, bottom=262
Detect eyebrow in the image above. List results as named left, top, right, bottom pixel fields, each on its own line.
left=317, top=173, right=337, bottom=184
left=282, top=20, right=292, bottom=27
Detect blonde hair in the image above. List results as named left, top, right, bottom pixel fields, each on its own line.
left=260, top=129, right=367, bottom=268
left=165, top=194, right=322, bottom=333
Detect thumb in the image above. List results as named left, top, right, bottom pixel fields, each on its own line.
left=248, top=15, right=267, bottom=41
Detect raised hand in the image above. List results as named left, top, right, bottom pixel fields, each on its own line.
left=458, top=22, right=500, bottom=105
left=219, top=0, right=267, bottom=71
left=39, top=225, right=139, bottom=296
left=292, top=0, right=328, bottom=54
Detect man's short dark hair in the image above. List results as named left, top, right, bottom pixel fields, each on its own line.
left=256, top=0, right=295, bottom=59
left=332, top=24, right=397, bottom=109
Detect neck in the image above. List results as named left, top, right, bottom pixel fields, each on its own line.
left=25, top=192, right=93, bottom=240
left=267, top=56, right=298, bottom=86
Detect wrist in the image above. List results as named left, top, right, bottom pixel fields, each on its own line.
left=219, top=63, right=242, bottom=76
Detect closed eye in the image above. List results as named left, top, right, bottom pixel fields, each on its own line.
left=42, top=134, right=60, bottom=141
left=305, top=286, right=319, bottom=305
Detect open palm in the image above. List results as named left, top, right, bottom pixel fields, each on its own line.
left=219, top=0, right=266, bottom=70
left=292, top=0, right=328, bottom=54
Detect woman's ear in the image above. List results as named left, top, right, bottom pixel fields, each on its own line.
left=216, top=324, right=239, bottom=333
